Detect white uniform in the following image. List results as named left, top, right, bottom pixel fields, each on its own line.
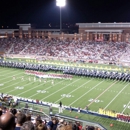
left=34, top=77, right=36, bottom=82
left=44, top=80, right=46, bottom=83
left=39, top=78, right=41, bottom=82
left=13, top=76, right=15, bottom=80
left=21, top=77, right=24, bottom=81
left=52, top=80, right=54, bottom=85
left=29, top=77, right=31, bottom=81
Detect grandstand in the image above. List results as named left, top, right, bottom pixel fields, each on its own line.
left=0, top=26, right=130, bottom=129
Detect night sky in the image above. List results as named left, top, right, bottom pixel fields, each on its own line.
left=0, top=0, right=130, bottom=28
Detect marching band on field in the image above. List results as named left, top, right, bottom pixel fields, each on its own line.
left=0, top=60, right=130, bottom=82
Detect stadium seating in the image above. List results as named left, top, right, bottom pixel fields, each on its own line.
left=0, top=38, right=129, bottom=64
left=0, top=104, right=102, bottom=130
left=0, top=37, right=130, bottom=130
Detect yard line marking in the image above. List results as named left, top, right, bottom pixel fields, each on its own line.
left=122, top=101, right=130, bottom=114
left=104, top=83, right=129, bottom=110
left=0, top=68, right=20, bottom=76
left=41, top=78, right=82, bottom=100
left=6, top=81, right=34, bottom=94
left=0, top=70, right=23, bottom=81
left=87, top=81, right=117, bottom=107
left=54, top=79, right=93, bottom=103
left=0, top=79, right=26, bottom=91
left=27, top=80, right=65, bottom=98
left=69, top=80, right=104, bottom=106
left=0, top=73, right=25, bottom=85
left=0, top=68, right=13, bottom=74
left=16, top=79, right=66, bottom=96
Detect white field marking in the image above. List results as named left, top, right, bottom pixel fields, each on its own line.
left=27, top=80, right=65, bottom=98
left=0, top=73, right=25, bottom=85
left=87, top=81, right=117, bottom=107
left=121, top=101, right=130, bottom=114
left=0, top=79, right=27, bottom=91
left=0, top=68, right=20, bottom=77
left=0, top=70, right=23, bottom=81
left=16, top=79, right=65, bottom=96
left=6, top=81, right=35, bottom=94
left=0, top=68, right=13, bottom=74
left=104, top=83, right=129, bottom=110
left=68, top=80, right=104, bottom=106
left=54, top=79, right=93, bottom=103
left=41, top=78, right=82, bottom=100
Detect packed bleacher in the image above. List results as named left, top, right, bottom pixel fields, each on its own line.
left=0, top=38, right=129, bottom=63
left=0, top=38, right=130, bottom=130
left=0, top=105, right=101, bottom=130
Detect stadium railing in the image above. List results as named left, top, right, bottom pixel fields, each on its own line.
left=54, top=114, right=107, bottom=130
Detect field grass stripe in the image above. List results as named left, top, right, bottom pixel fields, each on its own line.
left=6, top=81, right=35, bottom=94
left=54, top=79, right=93, bottom=103
left=27, top=80, right=65, bottom=98
left=121, top=101, right=130, bottom=114
left=104, top=83, right=129, bottom=110
left=0, top=74, right=26, bottom=85
left=0, top=79, right=27, bottom=91
left=87, top=81, right=117, bottom=107
left=41, top=78, right=82, bottom=100
left=69, top=80, right=104, bottom=106
left=0, top=70, right=24, bottom=81
left=16, top=79, right=66, bottom=96
left=0, top=68, right=20, bottom=76
left=0, top=68, right=14, bottom=74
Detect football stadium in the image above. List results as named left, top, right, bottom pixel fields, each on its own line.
left=1, top=0, right=130, bottom=130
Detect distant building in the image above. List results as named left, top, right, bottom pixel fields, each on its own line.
left=76, top=23, right=130, bottom=42
left=0, top=23, right=130, bottom=42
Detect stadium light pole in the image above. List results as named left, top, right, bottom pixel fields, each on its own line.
left=56, top=0, right=66, bottom=34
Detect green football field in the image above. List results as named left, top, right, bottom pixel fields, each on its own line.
left=0, top=67, right=130, bottom=115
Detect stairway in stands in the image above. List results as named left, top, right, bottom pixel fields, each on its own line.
left=19, top=43, right=31, bottom=54
left=6, top=43, right=14, bottom=54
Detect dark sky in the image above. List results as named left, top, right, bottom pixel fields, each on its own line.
left=0, top=0, right=130, bottom=28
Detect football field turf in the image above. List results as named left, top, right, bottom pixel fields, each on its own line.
left=0, top=67, right=130, bottom=114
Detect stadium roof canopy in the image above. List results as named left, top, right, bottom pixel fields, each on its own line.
left=0, top=29, right=18, bottom=34
left=76, top=23, right=130, bottom=28
left=85, top=30, right=122, bottom=33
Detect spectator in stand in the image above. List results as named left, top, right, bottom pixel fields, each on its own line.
left=0, top=112, right=15, bottom=130
left=47, top=117, right=59, bottom=130
left=35, top=123, right=47, bottom=130
left=72, top=123, right=79, bottom=130
left=15, top=112, right=26, bottom=130
left=35, top=118, right=43, bottom=129
left=76, top=122, right=82, bottom=130
left=0, top=37, right=129, bottom=64
left=20, top=120, right=34, bottom=130
left=26, top=114, right=31, bottom=121
left=10, top=108, right=17, bottom=116
left=57, top=119, right=73, bottom=130
left=0, top=108, right=2, bottom=116
left=36, top=115, right=42, bottom=121
left=87, top=126, right=95, bottom=130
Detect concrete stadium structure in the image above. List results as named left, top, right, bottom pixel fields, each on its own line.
left=0, top=23, right=130, bottom=42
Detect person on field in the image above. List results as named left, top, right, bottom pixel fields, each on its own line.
left=59, top=101, right=63, bottom=113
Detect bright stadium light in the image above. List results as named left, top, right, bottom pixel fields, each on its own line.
left=56, top=0, right=66, bottom=33
left=56, top=0, right=66, bottom=7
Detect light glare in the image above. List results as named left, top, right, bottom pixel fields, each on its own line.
left=56, top=0, right=66, bottom=7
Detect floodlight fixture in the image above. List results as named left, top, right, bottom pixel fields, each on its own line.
left=56, top=0, right=66, bottom=33
left=56, top=0, right=66, bottom=7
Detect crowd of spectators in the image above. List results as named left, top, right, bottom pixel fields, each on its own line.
left=0, top=106, right=101, bottom=130
left=0, top=38, right=129, bottom=63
